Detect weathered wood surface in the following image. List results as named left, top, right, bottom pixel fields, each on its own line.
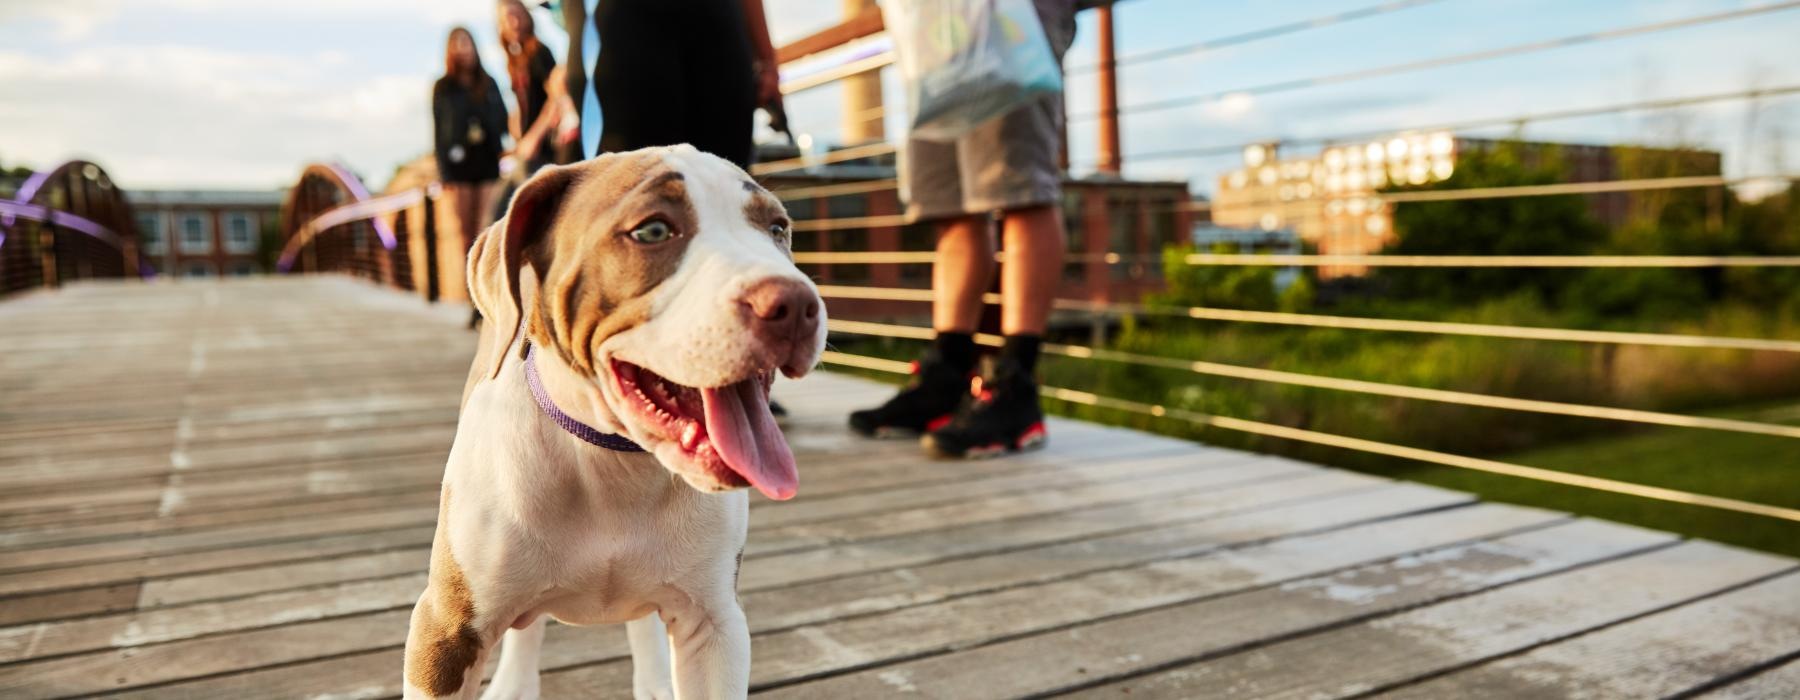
left=0, top=278, right=1793, bottom=699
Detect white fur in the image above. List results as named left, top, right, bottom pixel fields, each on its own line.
left=403, top=147, right=823, bottom=699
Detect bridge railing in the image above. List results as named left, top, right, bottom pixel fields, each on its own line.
left=0, top=160, right=150, bottom=296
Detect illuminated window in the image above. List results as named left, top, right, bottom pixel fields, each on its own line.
left=1432, top=160, right=1455, bottom=180
left=1228, top=170, right=1248, bottom=188
left=1259, top=213, right=1281, bottom=231
left=1387, top=138, right=1408, bottom=160
left=1297, top=183, right=1314, bottom=199
left=1365, top=143, right=1385, bottom=163
left=1430, top=132, right=1454, bottom=156
left=1324, top=149, right=1344, bottom=171
left=1259, top=167, right=1278, bottom=185
left=1244, top=144, right=1267, bottom=167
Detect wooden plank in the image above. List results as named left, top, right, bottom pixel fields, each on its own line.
left=0, top=488, right=443, bottom=553
left=744, top=454, right=1317, bottom=558
left=112, top=480, right=1466, bottom=699
left=0, top=609, right=414, bottom=697
left=0, top=583, right=139, bottom=627
left=1698, top=658, right=1800, bottom=699
left=1045, top=542, right=1795, bottom=700
left=1380, top=571, right=1800, bottom=698
left=0, top=525, right=436, bottom=598
left=754, top=517, right=1672, bottom=698
left=0, top=574, right=427, bottom=663
left=40, top=473, right=1404, bottom=680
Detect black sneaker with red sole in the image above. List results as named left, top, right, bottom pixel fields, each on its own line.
left=847, top=356, right=973, bottom=438
left=921, top=367, right=1048, bottom=459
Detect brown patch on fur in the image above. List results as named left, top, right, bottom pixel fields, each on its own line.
left=406, top=486, right=484, bottom=697
left=524, top=154, right=698, bottom=373
left=742, top=185, right=792, bottom=254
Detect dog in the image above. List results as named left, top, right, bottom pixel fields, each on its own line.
left=402, top=146, right=826, bottom=699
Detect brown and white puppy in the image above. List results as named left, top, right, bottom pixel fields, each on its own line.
left=402, top=146, right=825, bottom=700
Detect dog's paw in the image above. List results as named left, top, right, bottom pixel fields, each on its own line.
left=632, top=682, right=675, bottom=700
left=478, top=676, right=540, bottom=700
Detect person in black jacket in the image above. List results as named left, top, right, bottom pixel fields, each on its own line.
left=432, top=26, right=508, bottom=307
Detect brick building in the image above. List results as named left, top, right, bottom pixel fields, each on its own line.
left=1211, top=133, right=1724, bottom=275
left=129, top=190, right=283, bottom=277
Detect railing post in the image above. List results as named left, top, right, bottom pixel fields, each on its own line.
left=421, top=192, right=440, bottom=303
left=38, top=221, right=59, bottom=289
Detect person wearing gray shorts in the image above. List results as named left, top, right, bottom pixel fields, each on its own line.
left=849, top=0, right=1077, bottom=459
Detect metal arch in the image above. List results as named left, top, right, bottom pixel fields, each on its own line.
left=0, top=159, right=153, bottom=278
left=277, top=163, right=401, bottom=272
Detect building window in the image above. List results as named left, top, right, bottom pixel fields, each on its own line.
left=224, top=212, right=256, bottom=253
left=1062, top=190, right=1086, bottom=283
left=184, top=262, right=214, bottom=278
left=179, top=213, right=212, bottom=253
left=1108, top=197, right=1141, bottom=281
left=231, top=261, right=258, bottom=276
left=136, top=212, right=167, bottom=254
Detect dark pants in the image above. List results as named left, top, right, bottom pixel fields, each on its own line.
left=565, top=0, right=758, bottom=169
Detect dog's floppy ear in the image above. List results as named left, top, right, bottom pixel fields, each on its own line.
left=467, top=163, right=578, bottom=379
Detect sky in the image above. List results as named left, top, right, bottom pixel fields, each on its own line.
left=1, top=0, right=1795, bottom=196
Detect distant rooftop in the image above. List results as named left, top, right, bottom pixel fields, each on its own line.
left=128, top=189, right=285, bottom=207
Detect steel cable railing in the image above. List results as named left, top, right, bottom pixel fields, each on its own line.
left=1072, top=1, right=1800, bottom=121
left=816, top=350, right=1800, bottom=523
left=812, top=285, right=1800, bottom=354
left=1111, top=85, right=1800, bottom=167
left=824, top=318, right=1800, bottom=440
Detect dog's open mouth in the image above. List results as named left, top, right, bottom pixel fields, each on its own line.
left=611, top=359, right=798, bottom=500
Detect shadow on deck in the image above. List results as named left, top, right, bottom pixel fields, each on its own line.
left=0, top=277, right=1795, bottom=699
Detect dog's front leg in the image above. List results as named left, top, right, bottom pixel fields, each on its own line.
left=661, top=597, right=751, bottom=699
left=482, top=614, right=547, bottom=700
left=402, top=585, right=495, bottom=700
left=627, top=612, right=676, bottom=700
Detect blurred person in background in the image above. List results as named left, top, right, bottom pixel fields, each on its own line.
left=849, top=0, right=1077, bottom=459
left=433, top=26, right=508, bottom=312
left=498, top=0, right=574, bottom=173
left=559, top=0, right=783, bottom=168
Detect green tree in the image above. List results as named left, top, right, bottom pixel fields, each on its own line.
left=1384, top=141, right=1606, bottom=304
left=1152, top=243, right=1294, bottom=311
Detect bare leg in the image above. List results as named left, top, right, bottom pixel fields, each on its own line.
left=626, top=612, right=676, bottom=700
left=931, top=214, right=996, bottom=334
left=481, top=616, right=546, bottom=700
left=998, top=205, right=1065, bottom=336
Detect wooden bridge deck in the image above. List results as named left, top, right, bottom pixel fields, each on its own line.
left=1, top=277, right=1795, bottom=699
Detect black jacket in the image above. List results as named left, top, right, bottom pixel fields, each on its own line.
left=432, top=75, right=507, bottom=183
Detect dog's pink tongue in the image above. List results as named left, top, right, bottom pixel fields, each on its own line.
left=701, top=380, right=798, bottom=500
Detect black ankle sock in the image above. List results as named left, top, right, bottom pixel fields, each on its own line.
left=931, top=332, right=978, bottom=373
left=999, top=334, right=1041, bottom=375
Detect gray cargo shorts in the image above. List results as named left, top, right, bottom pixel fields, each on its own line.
left=898, top=0, right=1077, bottom=221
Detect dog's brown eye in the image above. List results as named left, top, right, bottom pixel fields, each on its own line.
left=769, top=219, right=790, bottom=238
left=629, top=220, right=674, bottom=244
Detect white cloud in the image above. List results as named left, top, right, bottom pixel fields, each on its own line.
left=0, top=44, right=433, bottom=190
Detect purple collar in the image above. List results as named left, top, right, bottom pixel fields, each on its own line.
left=523, top=344, right=645, bottom=453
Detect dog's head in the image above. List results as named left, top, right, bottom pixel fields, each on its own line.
left=468, top=145, right=825, bottom=500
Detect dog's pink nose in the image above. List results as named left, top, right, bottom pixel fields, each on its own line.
left=742, top=278, right=821, bottom=347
